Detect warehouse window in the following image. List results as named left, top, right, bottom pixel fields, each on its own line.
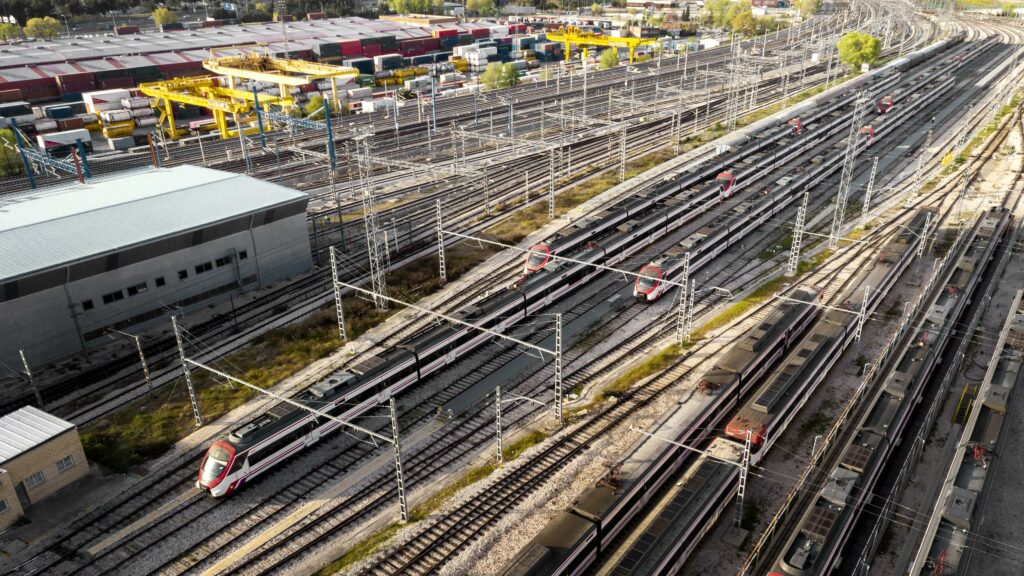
left=178, top=270, right=188, bottom=280
left=56, top=455, right=74, bottom=473
left=24, top=471, right=45, bottom=489
left=0, top=499, right=7, bottom=514
left=238, top=250, right=248, bottom=260
left=102, top=290, right=124, bottom=305
left=155, top=277, right=166, bottom=287
left=195, top=262, right=213, bottom=274
left=82, top=299, right=94, bottom=311
left=126, top=282, right=148, bottom=297
left=215, top=255, right=233, bottom=268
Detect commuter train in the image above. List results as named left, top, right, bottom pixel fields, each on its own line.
left=767, top=208, right=1009, bottom=576
left=197, top=39, right=966, bottom=498
left=501, top=287, right=821, bottom=576
left=724, top=210, right=934, bottom=452
left=197, top=87, right=853, bottom=497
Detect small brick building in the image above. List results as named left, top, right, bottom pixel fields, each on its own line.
left=0, top=406, right=88, bottom=530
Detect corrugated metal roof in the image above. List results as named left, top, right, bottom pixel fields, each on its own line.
left=0, top=406, right=75, bottom=465
left=0, top=165, right=308, bottom=283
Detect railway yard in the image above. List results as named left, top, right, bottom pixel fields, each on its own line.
left=1, top=1, right=1024, bottom=576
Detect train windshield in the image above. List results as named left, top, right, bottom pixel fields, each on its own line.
left=201, top=444, right=231, bottom=482
left=637, top=269, right=661, bottom=291
left=525, top=245, right=551, bottom=270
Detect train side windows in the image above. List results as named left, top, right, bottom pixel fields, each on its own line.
left=228, top=455, right=246, bottom=474
left=102, top=290, right=124, bottom=304
left=195, top=262, right=213, bottom=274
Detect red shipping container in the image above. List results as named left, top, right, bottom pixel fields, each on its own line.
left=340, top=40, right=362, bottom=55
left=403, top=49, right=425, bottom=57
left=57, top=117, right=85, bottom=131
left=363, top=44, right=382, bottom=57
left=434, top=28, right=457, bottom=38
left=0, top=89, right=22, bottom=103
left=422, top=37, right=440, bottom=50
left=307, top=12, right=326, bottom=19
left=98, top=77, right=135, bottom=89
left=399, top=39, right=421, bottom=49
left=471, top=28, right=489, bottom=39
left=57, top=76, right=97, bottom=93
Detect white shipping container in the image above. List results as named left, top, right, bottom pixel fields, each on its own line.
left=100, top=109, right=133, bottom=123
left=83, top=89, right=132, bottom=113
left=37, top=128, right=90, bottom=149
left=347, top=87, right=373, bottom=99
left=130, top=107, right=154, bottom=118
left=33, top=118, right=57, bottom=132
left=121, top=96, right=152, bottom=109
left=360, top=100, right=377, bottom=113
left=135, top=117, right=158, bottom=127
left=77, top=112, right=98, bottom=124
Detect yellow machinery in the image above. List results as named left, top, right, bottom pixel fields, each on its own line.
left=138, top=46, right=359, bottom=140
left=204, top=49, right=359, bottom=111
left=546, top=26, right=657, bottom=63
left=138, top=76, right=291, bottom=139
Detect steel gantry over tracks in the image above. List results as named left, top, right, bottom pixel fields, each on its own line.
left=545, top=26, right=657, bottom=63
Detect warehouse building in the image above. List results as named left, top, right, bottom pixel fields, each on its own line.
left=0, top=407, right=88, bottom=530
left=0, top=165, right=312, bottom=367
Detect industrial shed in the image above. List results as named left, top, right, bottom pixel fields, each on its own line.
left=0, top=407, right=87, bottom=530
left=0, top=165, right=312, bottom=367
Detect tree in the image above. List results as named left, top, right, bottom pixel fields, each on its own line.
left=599, top=47, right=618, bottom=69
left=798, top=0, right=820, bottom=18
left=837, top=31, right=881, bottom=70
left=0, top=22, right=20, bottom=40
left=591, top=2, right=602, bottom=15
left=479, top=62, right=521, bottom=90
left=304, top=94, right=338, bottom=119
left=0, top=129, right=23, bottom=177
left=152, top=7, right=177, bottom=30
left=24, top=16, right=61, bottom=39
left=466, top=0, right=494, bottom=15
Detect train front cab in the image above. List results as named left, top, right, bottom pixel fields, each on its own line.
left=198, top=440, right=244, bottom=497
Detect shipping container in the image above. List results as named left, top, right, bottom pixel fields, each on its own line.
left=130, top=107, right=154, bottom=118
left=114, top=26, right=141, bottom=35
left=56, top=117, right=85, bottom=131
left=121, top=97, right=152, bottom=109
left=34, top=119, right=57, bottom=133
left=0, top=89, right=23, bottom=103
left=100, top=109, right=133, bottom=123
left=102, top=120, right=135, bottom=138
left=0, top=101, right=35, bottom=125
left=343, top=58, right=375, bottom=75
left=44, top=105, right=74, bottom=120
left=36, top=128, right=91, bottom=151
left=340, top=40, right=363, bottom=56
left=98, top=77, right=135, bottom=89
left=134, top=117, right=158, bottom=127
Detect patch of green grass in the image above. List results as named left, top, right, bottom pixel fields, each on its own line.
left=597, top=345, right=684, bottom=402
left=317, top=522, right=404, bottom=575
left=317, top=429, right=548, bottom=575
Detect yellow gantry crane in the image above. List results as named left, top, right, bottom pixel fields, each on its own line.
left=138, top=46, right=359, bottom=139
left=546, top=26, right=658, bottom=63
left=138, top=76, right=292, bottom=139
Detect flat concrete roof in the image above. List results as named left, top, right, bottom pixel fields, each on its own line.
left=0, top=165, right=308, bottom=283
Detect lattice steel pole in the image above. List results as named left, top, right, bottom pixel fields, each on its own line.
left=436, top=199, right=447, bottom=283
left=676, top=252, right=691, bottom=345
left=495, top=386, right=503, bottom=466
left=329, top=247, right=347, bottom=342
left=735, top=430, right=752, bottom=527
left=830, top=94, right=869, bottom=248
left=685, top=279, right=695, bottom=343
left=132, top=334, right=153, bottom=394
left=917, top=212, right=932, bottom=259
left=859, top=157, right=879, bottom=228
left=171, top=315, right=204, bottom=427
left=788, top=190, right=809, bottom=276
left=907, top=130, right=933, bottom=207
left=555, top=313, right=563, bottom=423
left=549, top=150, right=556, bottom=220
left=357, top=133, right=388, bottom=310
left=18, top=349, right=44, bottom=408
left=619, top=124, right=627, bottom=182
left=855, top=286, right=871, bottom=342
left=390, top=397, right=409, bottom=522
